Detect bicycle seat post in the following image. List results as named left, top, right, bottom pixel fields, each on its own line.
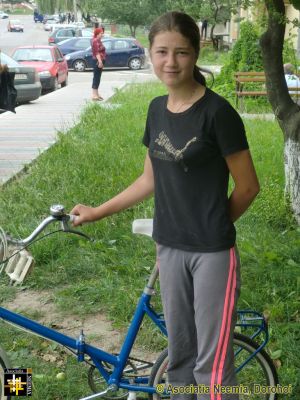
left=144, top=264, right=159, bottom=293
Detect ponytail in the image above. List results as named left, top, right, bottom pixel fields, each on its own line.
left=194, top=65, right=215, bottom=88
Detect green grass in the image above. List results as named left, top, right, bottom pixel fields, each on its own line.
left=8, top=9, right=33, bottom=15
left=0, top=82, right=299, bottom=398
left=199, top=47, right=231, bottom=66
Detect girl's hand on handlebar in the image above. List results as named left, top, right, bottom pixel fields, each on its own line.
left=70, top=204, right=97, bottom=226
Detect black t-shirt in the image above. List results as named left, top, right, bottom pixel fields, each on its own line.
left=143, top=88, right=249, bottom=252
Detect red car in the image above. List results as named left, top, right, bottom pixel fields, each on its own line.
left=11, top=45, right=68, bottom=91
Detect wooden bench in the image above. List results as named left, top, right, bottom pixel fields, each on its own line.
left=200, top=39, right=213, bottom=48
left=234, top=71, right=300, bottom=108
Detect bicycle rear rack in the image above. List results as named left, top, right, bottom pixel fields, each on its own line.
left=236, top=310, right=269, bottom=343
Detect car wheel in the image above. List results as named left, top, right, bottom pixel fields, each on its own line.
left=128, top=57, right=142, bottom=70
left=61, top=74, right=68, bottom=87
left=73, top=59, right=87, bottom=72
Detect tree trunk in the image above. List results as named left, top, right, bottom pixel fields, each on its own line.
left=129, top=25, right=136, bottom=37
left=284, top=138, right=300, bottom=223
left=210, top=24, right=218, bottom=50
left=260, top=0, right=300, bottom=223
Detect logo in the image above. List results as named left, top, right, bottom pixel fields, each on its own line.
left=4, top=369, right=32, bottom=397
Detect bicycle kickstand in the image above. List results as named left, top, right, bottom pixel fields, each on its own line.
left=79, top=385, right=118, bottom=400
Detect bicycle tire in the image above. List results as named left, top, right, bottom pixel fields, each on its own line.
left=148, top=333, right=278, bottom=400
left=0, top=345, right=11, bottom=400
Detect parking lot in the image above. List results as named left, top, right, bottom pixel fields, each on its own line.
left=0, top=14, right=156, bottom=184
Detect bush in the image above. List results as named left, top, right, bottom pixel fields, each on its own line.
left=283, top=34, right=299, bottom=72
left=214, top=21, right=264, bottom=98
left=215, top=21, right=267, bottom=106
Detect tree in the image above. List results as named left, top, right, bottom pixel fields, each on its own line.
left=36, top=0, right=76, bottom=13
left=96, top=0, right=160, bottom=37
left=165, top=0, right=241, bottom=49
left=259, top=0, right=300, bottom=222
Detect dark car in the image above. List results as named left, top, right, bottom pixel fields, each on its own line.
left=65, top=38, right=145, bottom=71
left=33, top=11, right=44, bottom=23
left=11, top=45, right=68, bottom=92
left=57, top=37, right=93, bottom=55
left=0, top=52, right=41, bottom=104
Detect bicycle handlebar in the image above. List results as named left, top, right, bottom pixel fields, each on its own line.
left=6, top=204, right=90, bottom=246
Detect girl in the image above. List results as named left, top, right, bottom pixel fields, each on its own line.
left=91, top=27, right=106, bottom=101
left=71, top=11, right=260, bottom=400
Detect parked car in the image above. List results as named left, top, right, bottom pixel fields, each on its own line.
left=73, top=21, right=86, bottom=29
left=48, top=27, right=92, bottom=44
left=7, top=19, right=24, bottom=32
left=33, top=9, right=43, bottom=22
left=0, top=11, right=9, bottom=19
left=0, top=52, right=41, bottom=104
left=48, top=27, right=79, bottom=44
left=44, top=19, right=57, bottom=31
left=65, top=38, right=146, bottom=71
left=43, top=14, right=60, bottom=23
left=11, top=45, right=68, bottom=91
left=57, top=37, right=92, bottom=55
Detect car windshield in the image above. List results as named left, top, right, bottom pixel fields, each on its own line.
left=13, top=48, right=53, bottom=62
left=0, top=52, right=20, bottom=67
left=11, top=20, right=21, bottom=24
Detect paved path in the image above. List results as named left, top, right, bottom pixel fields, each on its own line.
left=0, top=70, right=156, bottom=185
left=0, top=66, right=274, bottom=186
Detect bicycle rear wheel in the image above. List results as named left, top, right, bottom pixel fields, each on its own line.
left=0, top=345, right=11, bottom=400
left=148, top=333, right=278, bottom=400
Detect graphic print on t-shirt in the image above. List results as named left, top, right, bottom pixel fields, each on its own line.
left=154, top=131, right=198, bottom=163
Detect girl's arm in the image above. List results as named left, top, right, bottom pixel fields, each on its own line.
left=70, top=152, right=154, bottom=226
left=225, top=149, right=260, bottom=222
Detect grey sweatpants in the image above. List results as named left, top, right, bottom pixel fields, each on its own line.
left=156, top=245, right=241, bottom=400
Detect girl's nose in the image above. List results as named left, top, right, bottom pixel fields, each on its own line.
left=165, top=52, right=177, bottom=66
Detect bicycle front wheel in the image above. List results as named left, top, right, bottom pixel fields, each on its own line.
left=148, top=333, right=278, bottom=400
left=0, top=345, right=11, bottom=400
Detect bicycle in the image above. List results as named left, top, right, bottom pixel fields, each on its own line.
left=0, top=204, right=279, bottom=400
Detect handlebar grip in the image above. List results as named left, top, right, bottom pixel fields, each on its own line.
left=69, top=214, right=79, bottom=224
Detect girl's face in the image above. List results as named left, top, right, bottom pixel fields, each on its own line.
left=150, top=30, right=197, bottom=89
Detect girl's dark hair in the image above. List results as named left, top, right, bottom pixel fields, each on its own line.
left=149, top=11, right=213, bottom=87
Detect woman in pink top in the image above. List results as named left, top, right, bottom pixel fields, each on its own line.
left=91, top=27, right=106, bottom=101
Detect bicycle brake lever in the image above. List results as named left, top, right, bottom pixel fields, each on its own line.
left=62, top=229, right=93, bottom=241
left=60, top=217, right=92, bottom=241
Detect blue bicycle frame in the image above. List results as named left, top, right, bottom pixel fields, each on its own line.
left=0, top=265, right=269, bottom=396
left=0, top=267, right=166, bottom=396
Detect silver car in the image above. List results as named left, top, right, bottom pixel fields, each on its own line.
left=0, top=52, right=41, bottom=104
left=0, top=11, right=8, bottom=19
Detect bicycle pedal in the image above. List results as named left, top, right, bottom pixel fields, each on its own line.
left=5, top=247, right=35, bottom=285
left=127, top=392, right=137, bottom=400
